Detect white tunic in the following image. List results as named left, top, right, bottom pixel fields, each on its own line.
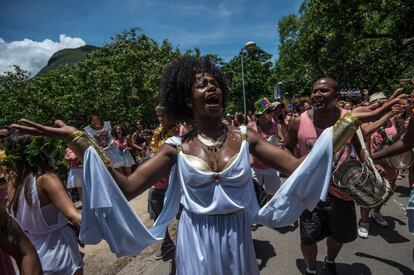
left=84, top=121, right=124, bottom=168
left=80, top=126, right=334, bottom=275
left=15, top=176, right=83, bottom=275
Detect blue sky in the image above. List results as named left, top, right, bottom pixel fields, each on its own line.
left=0, top=0, right=302, bottom=74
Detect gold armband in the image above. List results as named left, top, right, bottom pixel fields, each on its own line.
left=332, top=112, right=361, bottom=152
left=67, top=131, right=111, bottom=167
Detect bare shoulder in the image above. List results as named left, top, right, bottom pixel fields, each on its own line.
left=157, top=142, right=179, bottom=162
left=37, top=172, right=62, bottom=188
left=228, top=125, right=244, bottom=140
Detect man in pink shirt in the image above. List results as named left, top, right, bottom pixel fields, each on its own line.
left=284, top=78, right=361, bottom=275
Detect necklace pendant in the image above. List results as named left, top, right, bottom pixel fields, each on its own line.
left=213, top=173, right=220, bottom=183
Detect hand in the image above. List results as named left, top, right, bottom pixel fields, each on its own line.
left=10, top=119, right=78, bottom=142
left=374, top=164, right=386, bottom=176
left=351, top=93, right=408, bottom=123
left=400, top=79, right=414, bottom=85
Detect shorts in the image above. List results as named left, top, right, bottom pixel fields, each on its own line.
left=148, top=187, right=167, bottom=220
left=300, top=193, right=357, bottom=245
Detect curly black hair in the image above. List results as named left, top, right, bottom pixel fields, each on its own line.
left=159, top=56, right=228, bottom=122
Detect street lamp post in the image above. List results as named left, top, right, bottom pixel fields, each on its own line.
left=274, top=81, right=283, bottom=100
left=240, top=41, right=256, bottom=115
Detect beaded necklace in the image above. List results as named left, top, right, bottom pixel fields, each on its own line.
left=197, top=127, right=227, bottom=172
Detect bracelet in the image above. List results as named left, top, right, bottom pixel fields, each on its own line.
left=332, top=112, right=361, bottom=152
left=67, top=131, right=111, bottom=167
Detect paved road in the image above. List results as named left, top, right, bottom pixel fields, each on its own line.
left=125, top=178, right=413, bottom=275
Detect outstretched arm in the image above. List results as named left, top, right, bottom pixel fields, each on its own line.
left=249, top=129, right=304, bottom=175
left=111, top=144, right=177, bottom=200
left=10, top=119, right=177, bottom=201
left=372, top=114, right=414, bottom=160
left=0, top=208, right=42, bottom=275
left=361, top=112, right=394, bottom=136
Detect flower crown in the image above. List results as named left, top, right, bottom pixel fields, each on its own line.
left=0, top=136, right=65, bottom=172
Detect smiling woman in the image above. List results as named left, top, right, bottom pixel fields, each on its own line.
left=10, top=56, right=404, bottom=275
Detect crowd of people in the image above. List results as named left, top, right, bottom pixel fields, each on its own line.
left=0, top=56, right=413, bottom=275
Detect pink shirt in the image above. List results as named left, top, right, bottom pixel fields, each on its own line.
left=297, top=109, right=353, bottom=201
left=114, top=137, right=129, bottom=151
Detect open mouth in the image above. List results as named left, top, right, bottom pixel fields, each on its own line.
left=312, top=98, right=325, bottom=109
left=206, top=93, right=221, bottom=108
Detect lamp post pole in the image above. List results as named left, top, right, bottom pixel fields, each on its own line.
left=240, top=41, right=256, bottom=116
left=241, top=52, right=247, bottom=116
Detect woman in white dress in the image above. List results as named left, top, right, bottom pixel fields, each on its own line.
left=7, top=134, right=83, bottom=275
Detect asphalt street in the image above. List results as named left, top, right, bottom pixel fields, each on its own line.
left=132, top=177, right=413, bottom=275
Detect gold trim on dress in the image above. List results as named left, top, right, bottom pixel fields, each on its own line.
left=67, top=131, right=111, bottom=167
left=332, top=112, right=361, bottom=153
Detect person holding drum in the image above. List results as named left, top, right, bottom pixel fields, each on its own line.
left=283, top=77, right=373, bottom=275
left=359, top=93, right=399, bottom=227
left=357, top=92, right=410, bottom=238
left=373, top=108, right=414, bottom=235
left=373, top=112, right=414, bottom=160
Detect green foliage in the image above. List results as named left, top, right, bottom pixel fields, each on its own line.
left=1, top=137, right=65, bottom=174
left=0, top=28, right=181, bottom=132
left=0, top=66, right=31, bottom=126
left=221, top=47, right=274, bottom=113
left=274, top=0, right=414, bottom=97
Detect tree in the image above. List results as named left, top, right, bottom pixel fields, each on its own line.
left=273, top=0, right=414, bottom=97
left=0, top=66, right=31, bottom=126
left=221, top=47, right=274, bottom=113
left=0, top=28, right=182, bottom=131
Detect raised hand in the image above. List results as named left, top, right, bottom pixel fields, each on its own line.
left=10, top=119, right=78, bottom=142
left=399, top=79, right=414, bottom=85
left=351, top=93, right=408, bottom=123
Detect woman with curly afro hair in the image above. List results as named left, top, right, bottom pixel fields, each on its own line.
left=12, top=56, right=403, bottom=275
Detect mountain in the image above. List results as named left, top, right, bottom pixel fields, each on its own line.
left=36, top=45, right=99, bottom=75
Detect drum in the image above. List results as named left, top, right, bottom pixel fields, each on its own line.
left=333, top=160, right=393, bottom=208
left=384, top=149, right=414, bottom=170
left=267, top=135, right=281, bottom=145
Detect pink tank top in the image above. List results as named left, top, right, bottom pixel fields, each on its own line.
left=297, top=109, right=353, bottom=201
left=114, top=137, right=129, bottom=150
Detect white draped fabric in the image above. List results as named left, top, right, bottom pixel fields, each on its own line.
left=80, top=127, right=333, bottom=274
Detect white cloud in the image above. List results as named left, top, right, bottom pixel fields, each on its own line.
left=0, top=34, right=86, bottom=75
